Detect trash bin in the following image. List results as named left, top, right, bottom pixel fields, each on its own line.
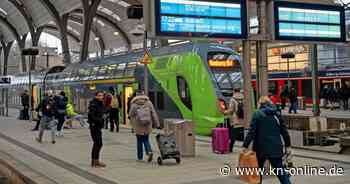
left=297, top=96, right=306, bottom=110
left=163, top=119, right=195, bottom=157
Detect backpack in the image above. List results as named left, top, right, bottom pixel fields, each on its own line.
left=236, top=99, right=244, bottom=119
left=135, top=104, right=152, bottom=126
left=110, top=95, right=119, bottom=109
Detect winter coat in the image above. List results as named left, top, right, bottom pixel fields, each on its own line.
left=21, top=93, right=30, bottom=107
left=243, top=104, right=291, bottom=158
left=224, top=92, right=244, bottom=127
left=288, top=89, right=297, bottom=103
left=88, top=98, right=105, bottom=129
left=36, top=96, right=56, bottom=118
left=129, top=95, right=160, bottom=135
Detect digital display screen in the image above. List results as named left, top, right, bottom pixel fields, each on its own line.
left=274, top=2, right=345, bottom=42
left=155, top=0, right=247, bottom=39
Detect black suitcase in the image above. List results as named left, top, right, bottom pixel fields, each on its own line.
left=156, top=133, right=181, bottom=165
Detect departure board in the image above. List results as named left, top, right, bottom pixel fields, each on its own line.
left=155, top=0, right=247, bottom=39
left=274, top=2, right=345, bottom=42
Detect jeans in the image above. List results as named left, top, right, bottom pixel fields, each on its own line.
left=38, top=116, right=56, bottom=142
left=109, top=108, right=119, bottom=132
left=90, top=126, right=103, bottom=160
left=136, top=134, right=152, bottom=160
left=288, top=102, right=297, bottom=114
left=56, top=113, right=66, bottom=132
left=257, top=156, right=291, bottom=184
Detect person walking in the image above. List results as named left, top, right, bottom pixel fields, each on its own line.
left=20, top=90, right=30, bottom=120
left=88, top=91, right=107, bottom=168
left=280, top=85, right=289, bottom=110
left=35, top=92, right=57, bottom=144
left=129, top=90, right=160, bottom=162
left=288, top=87, right=297, bottom=114
left=243, top=96, right=292, bottom=184
left=107, top=87, right=121, bottom=132
left=54, top=91, right=68, bottom=137
left=224, top=87, right=244, bottom=152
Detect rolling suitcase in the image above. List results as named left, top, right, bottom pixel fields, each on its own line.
left=156, top=132, right=181, bottom=165
left=212, top=126, right=230, bottom=154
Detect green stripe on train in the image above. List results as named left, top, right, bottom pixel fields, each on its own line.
left=148, top=51, right=224, bottom=136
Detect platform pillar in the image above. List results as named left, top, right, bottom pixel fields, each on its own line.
left=311, top=44, right=320, bottom=116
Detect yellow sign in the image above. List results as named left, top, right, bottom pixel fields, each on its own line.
left=208, top=59, right=236, bottom=68
left=140, top=51, right=152, bottom=64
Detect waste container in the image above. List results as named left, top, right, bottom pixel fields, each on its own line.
left=163, top=119, right=195, bottom=157
left=297, top=96, right=306, bottom=110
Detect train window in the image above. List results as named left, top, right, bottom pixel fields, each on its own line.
left=106, top=64, right=117, bottom=78
left=157, top=91, right=164, bottom=110
left=89, top=66, right=100, bottom=80
left=125, top=62, right=137, bottom=77
left=177, top=76, right=192, bottom=110
left=97, top=65, right=108, bottom=79
left=114, top=63, right=126, bottom=77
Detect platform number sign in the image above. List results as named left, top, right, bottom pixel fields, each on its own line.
left=274, top=1, right=346, bottom=42
left=154, top=0, right=247, bottom=39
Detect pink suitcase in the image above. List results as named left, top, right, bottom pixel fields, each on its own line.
left=212, top=128, right=230, bottom=154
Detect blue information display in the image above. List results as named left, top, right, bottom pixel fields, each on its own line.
left=155, top=0, right=247, bottom=39
left=274, top=2, right=346, bottom=42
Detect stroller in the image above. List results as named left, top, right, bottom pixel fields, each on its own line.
left=156, top=132, right=181, bottom=165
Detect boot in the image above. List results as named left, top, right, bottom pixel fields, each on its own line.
left=95, top=160, right=106, bottom=168
left=91, top=160, right=96, bottom=167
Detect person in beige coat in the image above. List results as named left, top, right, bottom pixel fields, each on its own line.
left=224, top=87, right=244, bottom=152
left=129, top=90, right=160, bottom=162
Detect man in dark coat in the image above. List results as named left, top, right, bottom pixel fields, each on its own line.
left=88, top=91, right=106, bottom=168
left=288, top=87, right=297, bottom=114
left=21, top=90, right=30, bottom=120
left=243, top=96, right=291, bottom=184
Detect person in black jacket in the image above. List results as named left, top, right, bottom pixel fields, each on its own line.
left=243, top=96, right=291, bottom=184
left=21, top=90, right=30, bottom=120
left=36, top=92, right=57, bottom=144
left=88, top=91, right=106, bottom=168
left=54, top=91, right=68, bottom=137
left=288, top=87, right=297, bottom=114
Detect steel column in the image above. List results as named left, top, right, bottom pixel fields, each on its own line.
left=242, top=40, right=253, bottom=128
left=311, top=44, right=320, bottom=116
left=80, top=0, right=102, bottom=62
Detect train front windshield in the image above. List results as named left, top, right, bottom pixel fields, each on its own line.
left=207, top=52, right=242, bottom=90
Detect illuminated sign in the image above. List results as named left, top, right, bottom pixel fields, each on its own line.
left=274, top=2, right=345, bottom=42
left=208, top=59, right=237, bottom=68
left=155, top=0, right=247, bottom=39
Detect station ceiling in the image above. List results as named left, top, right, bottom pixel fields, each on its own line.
left=0, top=0, right=344, bottom=52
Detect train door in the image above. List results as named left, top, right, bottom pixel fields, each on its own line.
left=122, top=86, right=134, bottom=127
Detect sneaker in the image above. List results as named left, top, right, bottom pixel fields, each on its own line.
left=147, top=152, right=153, bottom=163
left=52, top=140, right=56, bottom=144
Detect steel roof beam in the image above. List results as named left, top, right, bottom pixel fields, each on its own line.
left=37, top=0, right=71, bottom=64
left=7, top=0, right=44, bottom=71
left=79, top=0, right=102, bottom=62
left=40, top=24, right=81, bottom=43
left=68, top=14, right=106, bottom=58
left=0, top=16, right=28, bottom=72
left=72, top=8, right=131, bottom=51
left=0, top=38, right=13, bottom=76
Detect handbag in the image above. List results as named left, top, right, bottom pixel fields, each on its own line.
left=238, top=151, right=261, bottom=184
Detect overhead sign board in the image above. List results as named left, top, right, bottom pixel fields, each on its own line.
left=0, top=76, right=11, bottom=85
left=153, top=0, right=247, bottom=39
left=274, top=2, right=346, bottom=42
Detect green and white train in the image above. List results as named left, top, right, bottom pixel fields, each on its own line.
left=6, top=43, right=242, bottom=135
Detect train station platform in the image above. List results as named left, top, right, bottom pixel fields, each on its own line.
left=0, top=109, right=349, bottom=184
